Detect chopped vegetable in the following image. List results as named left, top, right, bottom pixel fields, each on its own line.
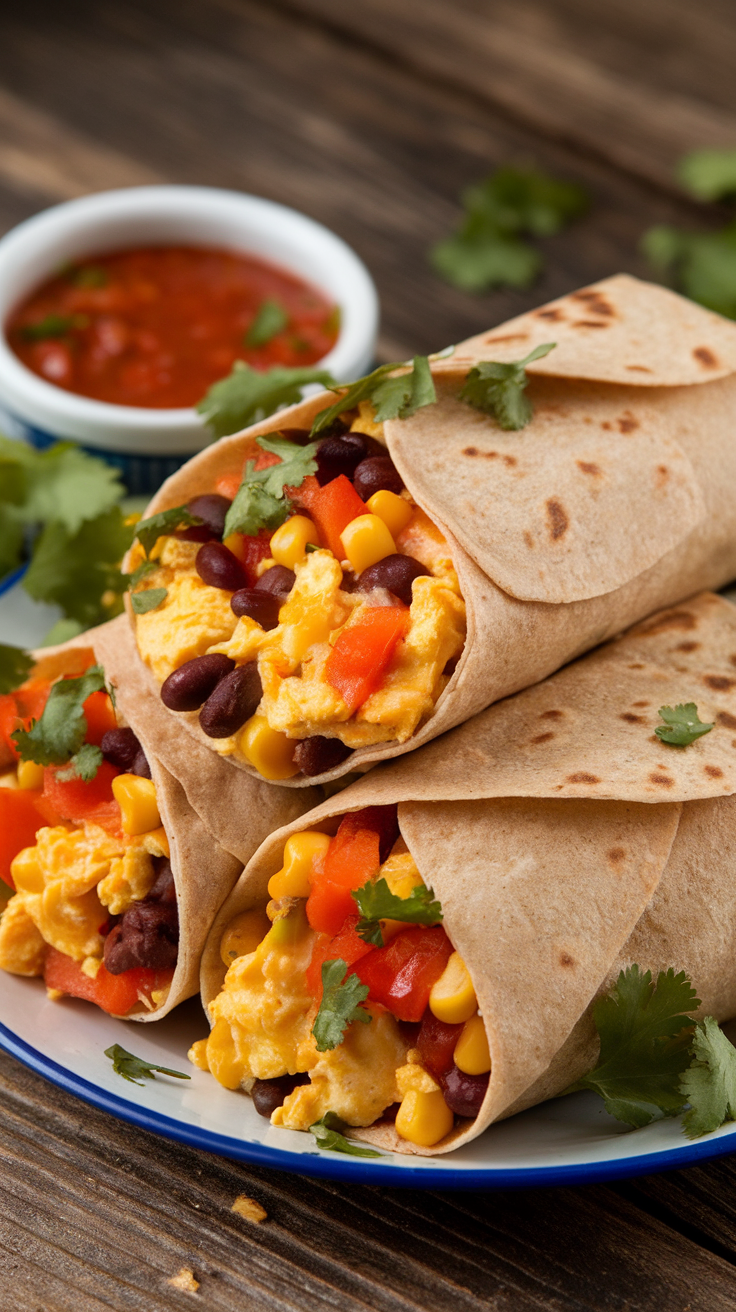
left=311, top=958, right=371, bottom=1051
left=42, top=759, right=120, bottom=829
left=325, top=607, right=410, bottom=712
left=11, top=666, right=107, bottom=771
left=44, top=950, right=172, bottom=1017
left=223, top=435, right=319, bottom=539
left=309, top=1111, right=383, bottom=1157
left=310, top=356, right=436, bottom=435
left=0, top=789, right=52, bottom=889
left=655, top=703, right=714, bottom=747
left=104, top=1041, right=191, bottom=1085
left=680, top=1016, right=736, bottom=1139
left=55, top=741, right=103, bottom=783
left=460, top=343, right=556, bottom=431
left=133, top=505, right=201, bottom=556
left=198, top=362, right=336, bottom=439
left=353, top=877, right=443, bottom=947
left=355, top=925, right=453, bottom=1023
left=307, top=916, right=373, bottom=1000
left=296, top=474, right=366, bottom=558
left=0, top=645, right=33, bottom=696
left=306, top=820, right=382, bottom=937
left=246, top=299, right=289, bottom=347
left=130, top=588, right=168, bottom=614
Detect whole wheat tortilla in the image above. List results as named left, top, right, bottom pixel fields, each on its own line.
left=125, top=277, right=736, bottom=784
left=199, top=592, right=736, bottom=1152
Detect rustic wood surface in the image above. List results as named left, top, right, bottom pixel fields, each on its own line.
left=2, top=1, right=736, bottom=1307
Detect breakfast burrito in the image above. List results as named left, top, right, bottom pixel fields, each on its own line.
left=124, top=275, right=736, bottom=786
left=191, top=591, right=736, bottom=1154
left=0, top=621, right=316, bottom=1019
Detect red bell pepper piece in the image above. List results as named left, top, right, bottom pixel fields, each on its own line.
left=305, top=811, right=386, bottom=936
left=215, top=471, right=242, bottom=501
left=306, top=915, right=373, bottom=1001
left=325, top=606, right=410, bottom=712
left=417, top=1007, right=463, bottom=1076
left=0, top=678, right=52, bottom=761
left=355, top=926, right=453, bottom=1023
left=44, top=947, right=174, bottom=1017
left=225, top=530, right=274, bottom=586
left=81, top=690, right=118, bottom=745
left=42, top=759, right=121, bottom=833
left=0, top=789, right=58, bottom=889
left=295, top=474, right=365, bottom=558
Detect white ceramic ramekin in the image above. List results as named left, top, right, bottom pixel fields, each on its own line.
left=0, top=186, right=379, bottom=494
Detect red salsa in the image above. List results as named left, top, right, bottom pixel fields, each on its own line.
left=6, top=245, right=340, bottom=408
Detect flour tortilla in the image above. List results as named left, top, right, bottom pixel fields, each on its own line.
left=200, top=592, right=736, bottom=1152
left=125, top=276, right=736, bottom=784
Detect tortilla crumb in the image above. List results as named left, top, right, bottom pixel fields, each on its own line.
left=167, top=1268, right=199, bottom=1293
left=231, top=1195, right=267, bottom=1223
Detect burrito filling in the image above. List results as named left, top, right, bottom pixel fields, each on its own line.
left=0, top=664, right=178, bottom=1016
left=130, top=404, right=466, bottom=779
left=190, top=805, right=489, bottom=1148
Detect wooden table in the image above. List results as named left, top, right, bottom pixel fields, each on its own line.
left=3, top=2, right=736, bottom=1306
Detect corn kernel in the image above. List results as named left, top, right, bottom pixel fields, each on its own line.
left=261, top=898, right=308, bottom=949
left=429, top=951, right=477, bottom=1024
left=340, top=514, right=396, bottom=574
left=17, top=760, right=44, bottom=791
left=10, top=847, right=44, bottom=895
left=240, top=715, right=298, bottom=780
left=267, top=831, right=331, bottom=900
left=112, top=773, right=161, bottom=836
left=366, top=490, right=413, bottom=537
left=220, top=908, right=271, bottom=966
left=142, top=825, right=170, bottom=859
left=453, top=1013, right=491, bottom=1075
left=395, top=1088, right=454, bottom=1147
left=270, top=516, right=319, bottom=569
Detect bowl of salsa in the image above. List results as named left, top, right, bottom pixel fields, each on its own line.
left=0, top=186, right=378, bottom=493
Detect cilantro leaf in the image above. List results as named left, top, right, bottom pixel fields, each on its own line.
left=310, top=357, right=436, bottom=435
left=222, top=434, right=319, bottom=538
left=460, top=343, right=556, bottom=430
left=655, top=703, right=714, bottom=747
left=11, top=665, right=106, bottom=768
left=431, top=165, right=589, bottom=293
left=56, top=742, right=103, bottom=782
left=565, top=965, right=698, bottom=1127
left=309, top=1111, right=383, bottom=1158
left=131, top=587, right=168, bottom=614
left=677, top=149, right=736, bottom=203
left=311, top=958, right=371, bottom=1052
left=0, top=644, right=33, bottom=695
left=352, top=878, right=443, bottom=947
left=0, top=435, right=124, bottom=537
left=642, top=221, right=736, bottom=320
left=104, top=1043, right=191, bottom=1087
left=132, top=504, right=201, bottom=557
left=680, top=1017, right=736, bottom=1139
left=0, top=502, right=24, bottom=579
left=23, top=506, right=133, bottom=626
left=18, top=313, right=86, bottom=340
left=246, top=299, right=289, bottom=347
left=126, top=558, right=159, bottom=588
left=197, top=362, right=336, bottom=440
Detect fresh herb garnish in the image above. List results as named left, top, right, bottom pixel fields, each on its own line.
left=431, top=165, right=589, bottom=293
left=460, top=343, right=556, bottom=431
left=0, top=644, right=33, bottom=695
left=131, top=587, right=168, bottom=614
left=564, top=965, right=698, bottom=1127
left=70, top=265, right=107, bottom=289
left=246, top=299, right=289, bottom=347
left=56, top=741, right=103, bottom=782
left=352, top=878, right=443, bottom=947
left=127, top=558, right=159, bottom=588
left=311, top=958, right=371, bottom=1052
left=19, top=313, right=87, bottom=340
left=677, top=148, right=736, bottom=202
left=197, top=362, right=336, bottom=440
left=223, top=434, right=319, bottom=538
left=0, top=435, right=124, bottom=538
left=655, top=703, right=714, bottom=747
left=310, top=356, right=436, bottom=435
left=309, top=1111, right=383, bottom=1157
left=23, top=506, right=134, bottom=628
left=11, top=664, right=107, bottom=772
left=680, top=1016, right=736, bottom=1139
left=132, top=505, right=201, bottom=557
left=104, top=1044, right=191, bottom=1087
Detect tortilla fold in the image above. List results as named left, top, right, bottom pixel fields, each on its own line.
left=200, top=592, right=736, bottom=1151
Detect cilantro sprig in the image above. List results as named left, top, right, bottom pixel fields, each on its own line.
left=246, top=299, right=289, bottom=348
left=655, top=703, right=714, bottom=747
left=104, top=1044, right=191, bottom=1087
left=310, top=356, right=436, bottom=435
left=680, top=1017, right=736, bottom=1139
left=197, top=362, right=336, bottom=439
left=11, top=664, right=107, bottom=778
left=460, top=343, right=556, bottom=430
left=352, top=878, right=443, bottom=948
left=0, top=644, right=33, bottom=695
left=311, top=959, right=371, bottom=1052
left=309, top=1111, right=383, bottom=1158
left=222, top=434, right=319, bottom=538
left=130, top=587, right=168, bottom=614
left=132, top=505, right=201, bottom=557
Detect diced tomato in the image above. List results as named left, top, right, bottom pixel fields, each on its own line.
left=306, top=915, right=373, bottom=1001
left=0, top=679, right=52, bottom=760
left=82, top=690, right=118, bottom=745
left=325, top=607, right=410, bottom=712
left=0, top=789, right=55, bottom=889
left=296, top=474, right=365, bottom=558
left=225, top=529, right=273, bottom=586
left=44, top=948, right=174, bottom=1016
left=215, top=471, right=242, bottom=500
left=355, top=926, right=453, bottom=1023
left=417, top=1007, right=463, bottom=1076
left=306, top=817, right=382, bottom=936
left=253, top=449, right=281, bottom=472
left=42, top=759, right=121, bottom=833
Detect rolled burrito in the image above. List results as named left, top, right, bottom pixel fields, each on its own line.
left=0, top=621, right=317, bottom=1020
left=192, top=591, right=736, bottom=1154
left=123, top=275, right=736, bottom=788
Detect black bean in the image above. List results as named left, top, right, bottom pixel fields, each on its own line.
left=176, top=525, right=216, bottom=543
left=186, top=494, right=232, bottom=539
left=310, top=417, right=349, bottom=442
left=131, top=748, right=152, bottom=780
left=230, top=588, right=281, bottom=630
left=438, top=1065, right=489, bottom=1119
left=195, top=541, right=247, bottom=592
left=356, top=554, right=428, bottom=606
left=251, top=1073, right=310, bottom=1119
left=161, top=654, right=236, bottom=712
left=293, top=736, right=353, bottom=776
left=199, top=662, right=262, bottom=738
left=353, top=455, right=403, bottom=501
left=254, top=564, right=296, bottom=603
left=101, top=727, right=141, bottom=771
left=315, top=432, right=384, bottom=485
left=103, top=861, right=179, bottom=976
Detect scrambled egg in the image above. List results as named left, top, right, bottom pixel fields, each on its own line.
left=133, top=538, right=238, bottom=684
left=0, top=820, right=166, bottom=977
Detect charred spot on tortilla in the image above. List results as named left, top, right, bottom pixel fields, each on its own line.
left=559, top=952, right=575, bottom=968
left=535, top=308, right=565, bottom=321
left=503, top=455, right=518, bottom=468
left=629, top=663, right=646, bottom=669
left=649, top=772, right=674, bottom=787
left=607, top=847, right=626, bottom=865
left=482, top=333, right=529, bottom=345
left=573, top=320, right=609, bottom=329
left=523, top=531, right=534, bottom=549
left=541, top=709, right=564, bottom=719
left=571, top=290, right=615, bottom=317
left=620, top=713, right=645, bottom=724
left=461, top=447, right=500, bottom=460
left=566, top=772, right=601, bottom=784
left=577, top=460, right=602, bottom=477
left=639, top=609, right=697, bottom=635
left=675, top=642, right=700, bottom=653
left=656, top=466, right=670, bottom=488
left=693, top=346, right=719, bottom=369
left=530, top=731, right=555, bottom=744
left=617, top=412, right=639, bottom=434
left=704, top=674, right=736, bottom=692
left=717, top=711, right=736, bottom=729
left=632, top=700, right=650, bottom=707
left=704, top=765, right=724, bottom=778
left=626, top=364, right=654, bottom=373
left=546, top=498, right=569, bottom=541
